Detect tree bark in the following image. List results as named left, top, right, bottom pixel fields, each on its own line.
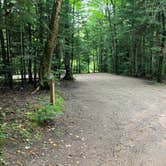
left=28, top=24, right=33, bottom=83
left=63, top=0, right=74, bottom=80
left=157, top=11, right=165, bottom=83
left=39, top=0, right=63, bottom=87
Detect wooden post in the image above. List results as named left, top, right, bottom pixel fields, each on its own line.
left=50, top=79, right=56, bottom=105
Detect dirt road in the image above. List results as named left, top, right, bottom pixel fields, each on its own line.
left=51, top=73, right=166, bottom=166
left=7, top=73, right=166, bottom=166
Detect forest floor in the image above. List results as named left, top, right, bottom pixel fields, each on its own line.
left=2, top=73, right=166, bottom=166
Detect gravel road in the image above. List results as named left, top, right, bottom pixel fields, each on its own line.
left=56, top=73, right=166, bottom=166
left=6, top=73, right=166, bottom=166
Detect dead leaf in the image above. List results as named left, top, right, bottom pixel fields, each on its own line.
left=16, top=150, right=21, bottom=154
left=49, top=162, right=53, bottom=166
left=28, top=150, right=35, bottom=156
left=53, top=143, right=58, bottom=147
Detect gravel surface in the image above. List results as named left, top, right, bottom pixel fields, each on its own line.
left=4, top=73, right=166, bottom=166
left=60, top=73, right=166, bottom=166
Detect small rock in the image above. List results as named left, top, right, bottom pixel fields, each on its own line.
left=53, top=143, right=58, bottom=147
left=76, top=161, right=80, bottom=164
left=67, top=154, right=72, bottom=158
left=81, top=137, right=85, bottom=141
left=16, top=150, right=21, bottom=154
left=25, top=146, right=30, bottom=150
left=65, top=144, right=72, bottom=148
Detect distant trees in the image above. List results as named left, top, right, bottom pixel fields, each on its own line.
left=78, top=0, right=166, bottom=82
left=0, top=0, right=64, bottom=88
left=0, top=0, right=166, bottom=88
left=0, top=0, right=40, bottom=88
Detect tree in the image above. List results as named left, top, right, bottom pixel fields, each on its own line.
left=0, top=0, right=166, bottom=87
left=39, top=0, right=63, bottom=87
left=63, top=0, right=74, bottom=80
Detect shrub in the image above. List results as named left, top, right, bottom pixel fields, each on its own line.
left=27, top=95, right=64, bottom=125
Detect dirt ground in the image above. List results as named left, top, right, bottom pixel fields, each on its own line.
left=3, top=73, right=166, bottom=166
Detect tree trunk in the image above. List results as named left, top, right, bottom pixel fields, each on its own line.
left=71, top=0, right=75, bottom=70
left=20, top=27, right=26, bottom=86
left=93, top=50, right=96, bottom=73
left=0, top=1, right=6, bottom=71
left=28, top=24, right=33, bottom=83
left=157, top=11, right=165, bottom=83
left=64, top=51, right=74, bottom=80
left=5, top=8, right=13, bottom=88
left=63, top=0, right=74, bottom=80
left=39, top=0, right=63, bottom=87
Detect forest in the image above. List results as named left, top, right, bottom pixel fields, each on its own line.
left=0, top=0, right=166, bottom=165
left=0, top=0, right=166, bottom=87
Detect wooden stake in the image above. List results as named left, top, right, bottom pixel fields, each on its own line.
left=50, top=79, right=56, bottom=105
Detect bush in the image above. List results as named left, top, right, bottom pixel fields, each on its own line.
left=27, top=95, right=64, bottom=125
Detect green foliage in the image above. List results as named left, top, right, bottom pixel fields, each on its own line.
left=0, top=156, right=7, bottom=166
left=0, top=124, right=7, bottom=141
left=0, top=112, right=7, bottom=142
left=55, top=131, right=64, bottom=138
left=9, top=123, right=32, bottom=141
left=27, top=96, right=64, bottom=125
left=0, top=123, right=7, bottom=165
left=34, top=132, right=42, bottom=141
left=1, top=0, right=166, bottom=86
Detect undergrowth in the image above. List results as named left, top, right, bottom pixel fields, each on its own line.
left=0, top=94, right=64, bottom=165
left=27, top=95, right=64, bottom=125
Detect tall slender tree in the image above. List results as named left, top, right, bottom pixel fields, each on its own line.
left=39, top=0, right=63, bottom=87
